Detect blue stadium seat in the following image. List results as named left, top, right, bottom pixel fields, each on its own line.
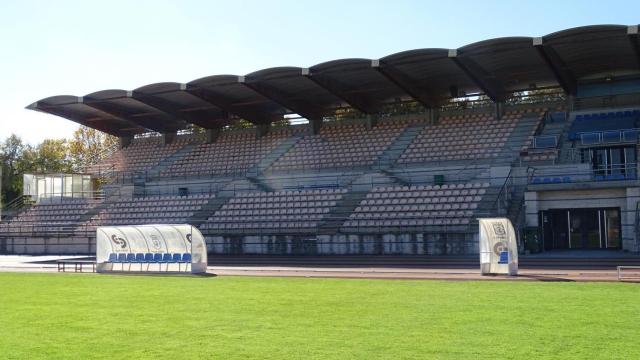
left=180, top=253, right=192, bottom=272
left=562, top=176, right=572, bottom=183
left=144, top=253, right=154, bottom=263
left=127, top=253, right=137, bottom=263
left=107, top=253, right=117, bottom=263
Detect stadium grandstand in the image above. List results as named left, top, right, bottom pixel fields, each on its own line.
left=2, top=23, right=640, bottom=257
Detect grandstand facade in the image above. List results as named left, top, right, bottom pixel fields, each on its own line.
left=2, top=24, right=640, bottom=256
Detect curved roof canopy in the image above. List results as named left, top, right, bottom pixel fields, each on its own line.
left=28, top=24, right=640, bottom=136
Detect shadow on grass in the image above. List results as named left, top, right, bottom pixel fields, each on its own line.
left=516, top=274, right=576, bottom=282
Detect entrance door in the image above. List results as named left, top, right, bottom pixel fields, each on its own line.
left=540, top=208, right=621, bottom=250
left=541, top=209, right=570, bottom=250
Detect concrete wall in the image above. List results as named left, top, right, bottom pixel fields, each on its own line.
left=205, top=232, right=478, bottom=256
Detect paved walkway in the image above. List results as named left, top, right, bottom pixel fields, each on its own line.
left=2, top=255, right=639, bottom=282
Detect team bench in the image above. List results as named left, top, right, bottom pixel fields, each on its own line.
left=56, top=259, right=97, bottom=273
left=105, top=253, right=192, bottom=272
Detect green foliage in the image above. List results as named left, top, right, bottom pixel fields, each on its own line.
left=0, top=274, right=639, bottom=359
left=68, top=126, right=118, bottom=172
left=225, top=119, right=256, bottom=130
left=0, top=126, right=117, bottom=204
left=0, top=134, right=26, bottom=203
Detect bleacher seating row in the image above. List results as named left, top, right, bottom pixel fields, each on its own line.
left=161, top=130, right=294, bottom=177
left=270, top=121, right=412, bottom=171
left=201, top=189, right=347, bottom=231
left=398, top=113, right=518, bottom=163
left=85, top=194, right=212, bottom=228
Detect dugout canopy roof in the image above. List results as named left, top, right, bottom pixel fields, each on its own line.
left=96, top=224, right=207, bottom=274
left=27, top=24, right=640, bottom=137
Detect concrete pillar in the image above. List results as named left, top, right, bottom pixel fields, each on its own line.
left=428, top=108, right=439, bottom=125
left=162, top=132, right=176, bottom=145
left=206, top=128, right=221, bottom=143
left=118, top=136, right=132, bottom=149
left=310, top=118, right=323, bottom=135
left=566, top=94, right=575, bottom=112
left=365, top=114, right=379, bottom=130
left=495, top=101, right=504, bottom=120
left=256, top=123, right=270, bottom=138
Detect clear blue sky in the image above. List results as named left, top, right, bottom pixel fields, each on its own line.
left=1, top=0, right=638, bottom=144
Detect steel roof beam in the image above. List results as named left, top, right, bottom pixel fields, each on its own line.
left=448, top=49, right=503, bottom=102
left=303, top=68, right=377, bottom=114
left=131, top=87, right=227, bottom=129
left=185, top=85, right=278, bottom=125
left=628, top=25, right=640, bottom=70
left=240, top=76, right=326, bottom=121
left=82, top=93, right=185, bottom=133
left=31, top=103, right=140, bottom=137
left=371, top=59, right=440, bottom=108
left=533, top=38, right=577, bottom=95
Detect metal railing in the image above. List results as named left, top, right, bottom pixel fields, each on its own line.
left=529, top=164, right=639, bottom=185
left=574, top=92, right=640, bottom=110
left=532, top=135, right=558, bottom=149
left=579, top=128, right=640, bottom=146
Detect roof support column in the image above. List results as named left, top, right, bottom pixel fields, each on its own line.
left=119, top=136, right=132, bottom=149
left=428, top=108, right=439, bottom=125
left=627, top=25, right=640, bottom=70
left=256, top=123, right=270, bottom=138
left=366, top=114, right=379, bottom=130
left=495, top=102, right=504, bottom=120
left=566, top=94, right=576, bottom=112
left=162, top=131, right=176, bottom=145
left=206, top=128, right=221, bottom=143
left=310, top=119, right=323, bottom=135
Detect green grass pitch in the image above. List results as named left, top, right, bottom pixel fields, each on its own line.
left=0, top=273, right=638, bottom=359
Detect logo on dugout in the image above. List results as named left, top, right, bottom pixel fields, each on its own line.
left=493, top=241, right=508, bottom=256
left=111, top=234, right=128, bottom=249
left=492, top=223, right=506, bottom=236
left=150, top=234, right=162, bottom=250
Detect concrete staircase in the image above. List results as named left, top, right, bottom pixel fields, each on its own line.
left=505, top=184, right=527, bottom=231
left=316, top=191, right=369, bottom=235
left=475, top=186, right=504, bottom=218
left=376, top=124, right=424, bottom=168
left=251, top=133, right=303, bottom=175
left=496, top=115, right=540, bottom=165
left=147, top=143, right=197, bottom=179
left=188, top=194, right=233, bottom=227
left=245, top=176, right=273, bottom=192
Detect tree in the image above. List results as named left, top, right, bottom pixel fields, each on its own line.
left=68, top=126, right=118, bottom=172
left=0, top=134, right=26, bottom=203
left=26, top=139, right=72, bottom=173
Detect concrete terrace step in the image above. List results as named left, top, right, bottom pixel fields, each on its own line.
left=147, top=143, right=197, bottom=179
left=317, top=191, right=369, bottom=235
left=378, top=124, right=425, bottom=168
left=256, top=134, right=304, bottom=174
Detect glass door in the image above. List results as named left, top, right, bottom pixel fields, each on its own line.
left=603, top=209, right=621, bottom=249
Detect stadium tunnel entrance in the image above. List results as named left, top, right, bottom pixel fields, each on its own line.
left=540, top=208, right=621, bottom=251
